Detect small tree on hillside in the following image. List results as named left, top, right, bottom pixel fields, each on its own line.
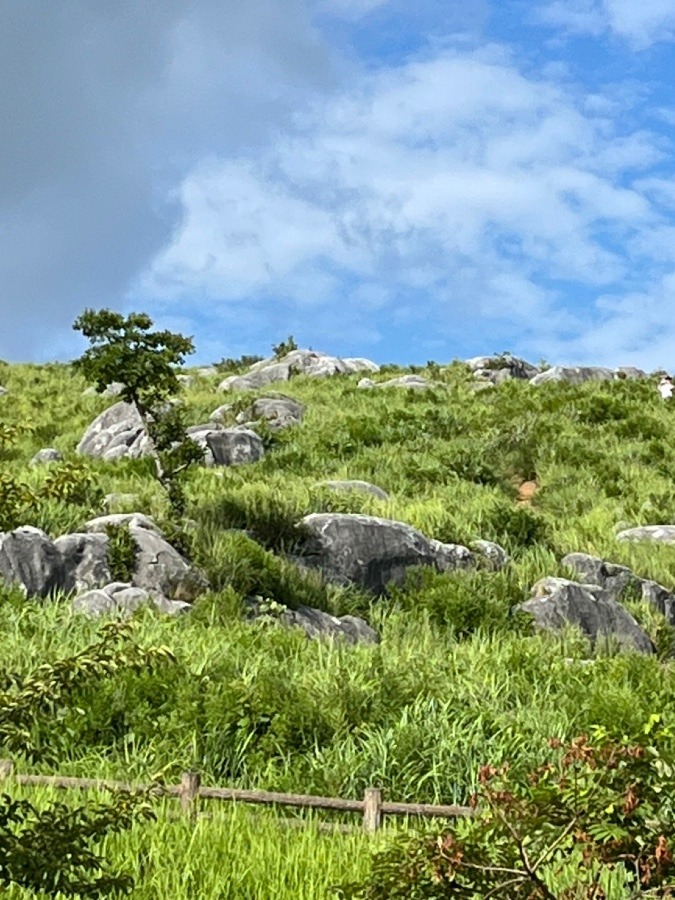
left=72, top=310, right=204, bottom=517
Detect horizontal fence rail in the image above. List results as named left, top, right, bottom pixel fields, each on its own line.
left=0, top=759, right=473, bottom=833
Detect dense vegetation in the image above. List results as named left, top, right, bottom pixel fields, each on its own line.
left=3, top=351, right=675, bottom=896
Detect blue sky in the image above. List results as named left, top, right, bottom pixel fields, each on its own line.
left=3, top=0, right=675, bottom=369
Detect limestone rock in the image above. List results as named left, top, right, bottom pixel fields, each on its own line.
left=529, top=366, right=615, bottom=386
left=206, top=429, right=265, bottom=466
left=517, top=577, right=654, bottom=655
left=0, top=526, right=64, bottom=598
left=616, top=525, right=675, bottom=545
left=292, top=513, right=474, bottom=596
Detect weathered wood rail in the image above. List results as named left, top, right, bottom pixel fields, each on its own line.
left=0, top=759, right=473, bottom=833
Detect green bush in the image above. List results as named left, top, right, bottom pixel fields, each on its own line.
left=337, top=717, right=675, bottom=899
left=104, top=524, right=138, bottom=583
left=386, top=566, right=526, bottom=638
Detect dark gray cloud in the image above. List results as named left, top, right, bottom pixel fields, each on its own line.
left=0, top=0, right=335, bottom=361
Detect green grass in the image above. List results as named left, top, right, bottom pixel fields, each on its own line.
left=3, top=357, right=675, bottom=895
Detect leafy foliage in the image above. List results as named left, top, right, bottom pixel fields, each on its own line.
left=272, top=335, right=298, bottom=359
left=337, top=717, right=675, bottom=899
left=0, top=622, right=175, bottom=895
left=104, top=524, right=139, bottom=583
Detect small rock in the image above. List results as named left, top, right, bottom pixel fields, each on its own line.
left=30, top=448, right=63, bottom=465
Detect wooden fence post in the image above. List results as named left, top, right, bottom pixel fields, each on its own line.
left=180, top=771, right=201, bottom=819
left=363, top=787, right=382, bottom=833
left=0, top=760, right=14, bottom=780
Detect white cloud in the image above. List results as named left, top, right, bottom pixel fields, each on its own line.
left=140, top=41, right=670, bottom=365
left=539, top=0, right=675, bottom=47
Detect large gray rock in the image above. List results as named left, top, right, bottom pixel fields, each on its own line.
left=1, top=521, right=209, bottom=604
left=235, top=395, right=305, bottom=430
left=292, top=513, right=474, bottom=595
left=218, top=363, right=291, bottom=392
left=217, top=350, right=379, bottom=392
left=128, top=526, right=208, bottom=602
left=77, top=402, right=147, bottom=460
left=529, top=366, right=615, bottom=386
left=615, top=367, right=647, bottom=380
left=73, top=582, right=191, bottom=617
left=562, top=553, right=635, bottom=600
left=314, top=480, right=390, bottom=502
left=466, top=355, right=539, bottom=382
left=206, top=429, right=265, bottom=466
left=517, top=577, right=654, bottom=655
left=0, top=527, right=64, bottom=598
left=616, top=525, right=675, bottom=545
left=84, top=513, right=162, bottom=535
left=246, top=598, right=379, bottom=644
left=54, top=533, right=111, bottom=594
left=563, top=551, right=675, bottom=625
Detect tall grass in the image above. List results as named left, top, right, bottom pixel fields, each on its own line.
left=3, top=358, right=675, bottom=895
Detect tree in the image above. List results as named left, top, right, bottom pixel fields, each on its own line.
left=72, top=310, right=204, bottom=517
left=0, top=621, right=176, bottom=896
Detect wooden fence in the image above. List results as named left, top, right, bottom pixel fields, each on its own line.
left=0, top=759, right=473, bottom=833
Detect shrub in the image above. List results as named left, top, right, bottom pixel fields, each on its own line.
left=104, top=524, right=138, bottom=583
left=480, top=501, right=552, bottom=553
left=272, top=335, right=298, bottom=359
left=336, top=716, right=675, bottom=899
left=385, top=566, right=527, bottom=638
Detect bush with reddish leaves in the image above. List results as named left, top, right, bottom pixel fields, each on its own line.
left=336, top=716, right=675, bottom=899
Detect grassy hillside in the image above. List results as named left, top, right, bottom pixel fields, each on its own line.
left=2, top=355, right=675, bottom=897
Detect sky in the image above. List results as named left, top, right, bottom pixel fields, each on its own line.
left=3, top=0, right=675, bottom=370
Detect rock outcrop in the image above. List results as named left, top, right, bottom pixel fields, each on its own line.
left=290, top=513, right=480, bottom=595
left=0, top=520, right=209, bottom=609
left=217, top=349, right=379, bottom=392
left=563, top=551, right=675, bottom=625
left=516, top=576, right=655, bottom=655
left=615, top=525, right=675, bottom=545
left=245, top=598, right=379, bottom=645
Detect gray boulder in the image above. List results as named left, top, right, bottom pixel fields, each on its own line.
left=217, top=350, right=380, bottom=392
left=0, top=520, right=209, bottom=605
left=0, top=386, right=7, bottom=395
left=54, top=533, right=111, bottom=594
left=218, top=363, right=291, bottom=392
left=73, top=582, right=191, bottom=617
left=517, top=577, right=654, bottom=655
left=470, top=540, right=510, bottom=571
left=615, top=367, right=647, bottom=380
left=209, top=403, right=234, bottom=422
left=84, top=513, right=162, bottom=535
left=563, top=551, right=675, bottom=625
left=0, top=526, right=64, bottom=598
left=206, top=429, right=265, bottom=466
left=562, top=553, right=635, bottom=600
left=530, top=366, right=615, bottom=386
left=616, top=525, right=675, bottom=545
left=245, top=598, right=379, bottom=644
left=292, top=513, right=474, bottom=595
left=235, top=395, right=305, bottom=430
left=314, top=480, right=390, bottom=502
left=30, top=448, right=63, bottom=465
left=82, top=382, right=125, bottom=398
left=466, top=355, right=539, bottom=382
left=77, top=402, right=147, bottom=460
